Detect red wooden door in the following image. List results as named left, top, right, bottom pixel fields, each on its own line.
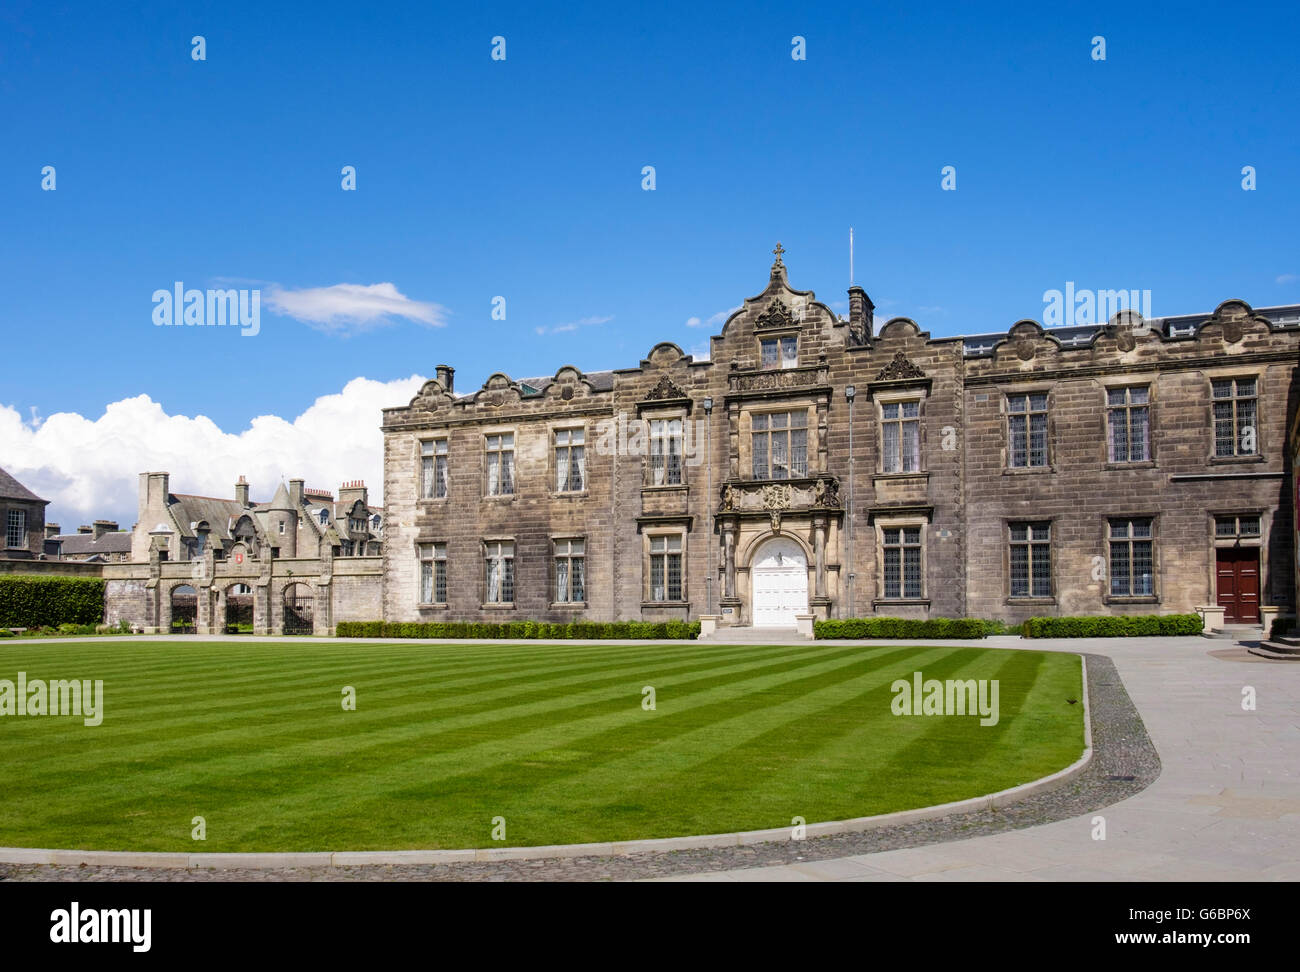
left=1216, top=548, right=1260, bottom=623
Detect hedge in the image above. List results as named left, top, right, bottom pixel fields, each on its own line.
left=335, top=620, right=700, bottom=640
left=0, top=576, right=105, bottom=628
left=1020, top=613, right=1203, bottom=638
left=814, top=617, right=986, bottom=639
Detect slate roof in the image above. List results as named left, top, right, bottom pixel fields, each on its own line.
left=49, top=531, right=133, bottom=556
left=0, top=467, right=47, bottom=504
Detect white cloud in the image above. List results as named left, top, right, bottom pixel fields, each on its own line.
left=684, top=316, right=702, bottom=328
left=0, top=375, right=427, bottom=530
left=686, top=307, right=740, bottom=328
left=535, top=315, right=614, bottom=336
left=265, top=282, right=447, bottom=334
left=686, top=342, right=711, bottom=361
left=1277, top=273, right=1298, bottom=285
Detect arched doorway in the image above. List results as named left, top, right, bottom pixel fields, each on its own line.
left=224, top=583, right=253, bottom=634
left=750, top=537, right=808, bottom=627
left=282, top=583, right=314, bottom=635
left=170, top=585, right=197, bottom=634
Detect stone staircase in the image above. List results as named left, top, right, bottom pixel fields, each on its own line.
left=700, top=626, right=805, bottom=644
left=1250, top=630, right=1300, bottom=660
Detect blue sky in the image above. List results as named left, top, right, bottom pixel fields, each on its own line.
left=1, top=0, right=1297, bottom=525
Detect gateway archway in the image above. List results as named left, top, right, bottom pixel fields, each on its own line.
left=750, top=537, right=809, bottom=627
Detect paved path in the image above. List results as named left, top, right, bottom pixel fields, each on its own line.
left=661, top=637, right=1300, bottom=881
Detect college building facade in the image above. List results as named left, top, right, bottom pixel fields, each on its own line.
left=381, top=248, right=1300, bottom=630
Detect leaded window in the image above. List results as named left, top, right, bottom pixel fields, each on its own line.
left=554, top=538, right=586, bottom=602
left=649, top=535, right=683, bottom=601
left=1107, top=386, right=1150, bottom=462
left=648, top=419, right=683, bottom=485
left=485, top=541, right=515, bottom=603
left=486, top=433, right=515, bottom=496
left=419, top=542, right=447, bottom=604
left=1010, top=522, right=1051, bottom=597
left=881, top=401, right=921, bottom=473
left=1109, top=519, right=1154, bottom=596
left=760, top=336, right=798, bottom=369
left=1008, top=393, right=1049, bottom=467
left=751, top=411, right=808, bottom=480
left=1213, top=378, right=1258, bottom=457
left=882, top=526, right=923, bottom=598
left=421, top=439, right=449, bottom=498
left=555, top=428, right=585, bottom=492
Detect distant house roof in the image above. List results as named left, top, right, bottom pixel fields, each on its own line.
left=49, top=531, right=133, bottom=557
left=0, top=467, right=48, bottom=504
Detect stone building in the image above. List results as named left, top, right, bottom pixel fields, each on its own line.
left=103, top=473, right=384, bottom=634
left=44, top=521, right=133, bottom=562
left=381, top=247, right=1300, bottom=630
left=0, top=466, right=49, bottom=560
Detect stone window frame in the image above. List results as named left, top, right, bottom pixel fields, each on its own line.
left=757, top=330, right=800, bottom=370
left=5, top=507, right=26, bottom=549
left=643, top=527, right=687, bottom=604
left=418, top=435, right=450, bottom=501
left=1204, top=369, right=1265, bottom=464
left=873, top=514, right=929, bottom=606
left=482, top=426, right=518, bottom=500
left=1207, top=508, right=1270, bottom=609
left=551, top=535, right=588, bottom=608
left=1103, top=514, right=1160, bottom=604
left=550, top=422, right=588, bottom=497
left=874, top=387, right=928, bottom=477
left=1096, top=374, right=1157, bottom=469
left=744, top=404, right=813, bottom=481
left=1005, top=518, right=1055, bottom=604
left=642, top=407, right=689, bottom=489
left=482, top=537, right=517, bottom=609
left=416, top=540, right=448, bottom=607
left=1001, top=386, right=1054, bottom=473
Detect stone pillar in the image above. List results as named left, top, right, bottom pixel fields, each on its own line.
left=812, top=515, right=827, bottom=599
left=214, top=586, right=228, bottom=634
left=196, top=584, right=212, bottom=634
left=314, top=582, right=332, bottom=636
left=158, top=586, right=173, bottom=634
left=254, top=582, right=272, bottom=636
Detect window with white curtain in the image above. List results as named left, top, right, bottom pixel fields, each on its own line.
left=486, top=434, right=515, bottom=496
left=555, top=428, right=585, bottom=492
left=648, top=419, right=683, bottom=485
left=421, top=438, right=449, bottom=498
left=485, top=541, right=515, bottom=603
left=554, top=538, right=585, bottom=602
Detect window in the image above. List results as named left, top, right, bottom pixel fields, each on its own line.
left=555, top=429, right=585, bottom=492
left=278, top=521, right=286, bottom=535
left=1109, top=518, right=1154, bottom=596
left=486, top=433, right=515, bottom=496
left=1107, top=386, right=1150, bottom=462
left=1216, top=515, right=1261, bottom=539
left=318, top=509, right=330, bottom=525
left=419, top=542, right=447, bottom=604
left=648, top=419, right=683, bottom=485
left=1007, top=393, right=1048, bottom=467
left=649, top=535, right=683, bottom=601
left=6, top=509, right=25, bottom=548
left=1213, top=378, right=1258, bottom=457
left=881, top=401, right=921, bottom=473
left=554, top=539, right=585, bottom=602
left=751, top=411, right=808, bottom=479
left=421, top=439, right=449, bottom=499
left=760, top=336, right=798, bottom=369
left=485, top=541, right=515, bottom=603
left=882, top=526, right=923, bottom=598
left=1010, top=522, right=1051, bottom=597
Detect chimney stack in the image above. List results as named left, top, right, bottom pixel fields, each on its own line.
left=338, top=480, right=368, bottom=510
left=77, top=525, right=93, bottom=535
left=435, top=364, right=455, bottom=394
left=45, top=523, right=61, bottom=539
left=848, top=286, right=874, bottom=343
left=92, top=520, right=118, bottom=540
left=235, top=475, right=250, bottom=508
left=288, top=478, right=304, bottom=509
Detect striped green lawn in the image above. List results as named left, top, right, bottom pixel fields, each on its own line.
left=0, top=639, right=1083, bottom=852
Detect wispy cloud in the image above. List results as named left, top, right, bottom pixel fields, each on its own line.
left=1277, top=273, right=1298, bottom=285
left=686, top=307, right=740, bottom=328
left=266, top=282, right=447, bottom=334
left=535, top=315, right=614, bottom=336
left=687, top=342, right=711, bottom=362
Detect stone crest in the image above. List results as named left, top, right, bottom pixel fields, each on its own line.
left=644, top=375, right=687, bottom=401
left=874, top=350, right=926, bottom=381
left=755, top=299, right=795, bottom=330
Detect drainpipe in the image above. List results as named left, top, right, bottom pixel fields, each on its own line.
left=703, top=396, right=714, bottom=615
left=845, top=384, right=856, bottom=618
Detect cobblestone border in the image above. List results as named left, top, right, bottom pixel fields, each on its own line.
left=1, top=652, right=1156, bottom=882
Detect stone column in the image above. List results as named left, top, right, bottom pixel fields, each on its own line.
left=314, top=582, right=332, bottom=636
left=214, top=586, right=228, bottom=634
left=723, top=522, right=737, bottom=598
left=813, top=514, right=827, bottom=598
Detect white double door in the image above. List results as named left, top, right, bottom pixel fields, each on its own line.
left=751, top=538, right=809, bottom=627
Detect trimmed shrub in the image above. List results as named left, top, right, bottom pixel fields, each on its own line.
left=334, top=620, right=701, bottom=640
left=0, top=576, right=105, bottom=628
left=814, top=617, right=986, bottom=639
left=1020, top=613, right=1203, bottom=638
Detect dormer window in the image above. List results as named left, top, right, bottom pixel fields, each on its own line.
left=760, top=336, right=798, bottom=369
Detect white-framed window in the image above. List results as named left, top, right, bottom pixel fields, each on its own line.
left=1109, top=518, right=1154, bottom=596
left=555, top=428, right=585, bottom=492
left=1008, top=393, right=1049, bottom=467
left=881, top=400, right=921, bottom=473
left=649, top=534, right=683, bottom=601
left=760, top=336, right=798, bottom=369
left=1107, top=386, right=1150, bottom=462
left=486, top=433, right=515, bottom=496
left=751, top=411, right=808, bottom=479
left=882, top=525, right=923, bottom=598
left=421, top=438, right=449, bottom=499
left=648, top=419, right=683, bottom=485
left=1213, top=378, right=1258, bottom=457
left=278, top=521, right=286, bottom=535
left=419, top=542, right=447, bottom=604
left=1009, top=522, right=1051, bottom=597
left=485, top=541, right=515, bottom=603
left=5, top=509, right=26, bottom=548
left=554, top=538, right=586, bottom=602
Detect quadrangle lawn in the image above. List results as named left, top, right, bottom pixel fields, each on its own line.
left=0, top=639, right=1084, bottom=852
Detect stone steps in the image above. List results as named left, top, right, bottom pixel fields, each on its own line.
left=700, top=626, right=804, bottom=643
left=1249, top=641, right=1300, bottom=660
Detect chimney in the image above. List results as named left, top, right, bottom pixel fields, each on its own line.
left=45, top=523, right=61, bottom=539
left=235, top=475, right=250, bottom=508
left=848, top=286, right=875, bottom=342
left=141, top=471, right=170, bottom=522
left=288, top=478, right=305, bottom=509
left=338, top=480, right=368, bottom=510
left=92, top=520, right=118, bottom=540
left=78, top=525, right=93, bottom=535
left=435, top=364, right=455, bottom=394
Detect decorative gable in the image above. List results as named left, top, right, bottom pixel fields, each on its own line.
left=874, top=351, right=926, bottom=382
left=755, top=299, right=795, bottom=330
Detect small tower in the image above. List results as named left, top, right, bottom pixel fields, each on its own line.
left=267, top=481, right=297, bottom=558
